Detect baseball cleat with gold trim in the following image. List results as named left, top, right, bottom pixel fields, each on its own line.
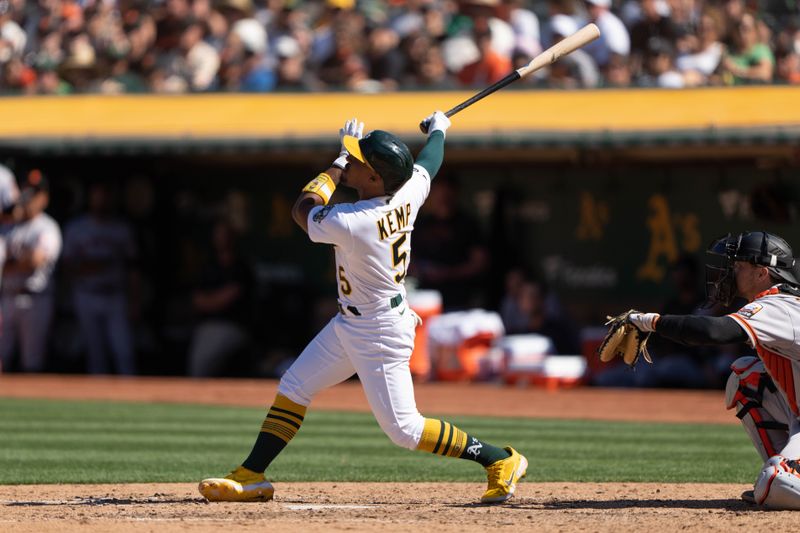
left=481, top=447, right=527, bottom=503
left=198, top=466, right=274, bottom=502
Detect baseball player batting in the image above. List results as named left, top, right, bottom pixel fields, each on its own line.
left=601, top=231, right=800, bottom=509
left=198, top=112, right=527, bottom=504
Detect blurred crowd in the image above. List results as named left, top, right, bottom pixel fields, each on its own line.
left=0, top=0, right=798, bottom=94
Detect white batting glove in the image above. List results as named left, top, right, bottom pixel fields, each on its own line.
left=340, top=117, right=364, bottom=143
left=627, top=312, right=660, bottom=332
left=334, top=118, right=364, bottom=169
left=423, top=111, right=451, bottom=138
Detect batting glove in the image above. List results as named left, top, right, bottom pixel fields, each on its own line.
left=627, top=312, right=660, bottom=332
left=334, top=118, right=364, bottom=169
left=422, top=111, right=451, bottom=139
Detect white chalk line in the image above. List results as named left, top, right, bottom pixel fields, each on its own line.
left=285, top=504, right=374, bottom=510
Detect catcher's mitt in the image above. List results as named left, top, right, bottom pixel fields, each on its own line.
left=597, top=310, right=653, bottom=367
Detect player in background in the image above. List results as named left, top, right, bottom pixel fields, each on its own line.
left=0, top=164, right=20, bottom=373
left=0, top=170, right=62, bottom=373
left=619, top=231, right=800, bottom=509
left=198, top=112, right=528, bottom=504
left=0, top=164, right=19, bottom=225
left=62, top=181, right=139, bottom=375
left=0, top=164, right=20, bottom=274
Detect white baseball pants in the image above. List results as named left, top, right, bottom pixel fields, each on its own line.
left=0, top=292, right=54, bottom=372
left=278, top=301, right=425, bottom=450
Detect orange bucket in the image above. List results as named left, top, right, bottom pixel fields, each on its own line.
left=407, top=290, right=442, bottom=382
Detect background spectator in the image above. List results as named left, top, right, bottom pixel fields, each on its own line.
left=510, top=279, right=581, bottom=355
left=457, top=26, right=512, bottom=87
left=582, top=0, right=631, bottom=68
left=273, top=34, right=320, bottom=91
left=0, top=171, right=62, bottom=373
left=409, top=177, right=490, bottom=311
left=405, top=43, right=459, bottom=89
left=0, top=0, right=794, bottom=92
left=629, top=0, right=681, bottom=74
left=545, top=13, right=600, bottom=88
left=187, top=219, right=255, bottom=377
left=676, top=7, right=724, bottom=86
left=636, top=36, right=684, bottom=87
left=365, top=25, right=404, bottom=91
left=62, top=181, right=139, bottom=375
left=720, top=12, right=774, bottom=85
left=602, top=51, right=633, bottom=86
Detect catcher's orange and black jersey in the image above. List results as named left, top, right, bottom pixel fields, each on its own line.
left=729, top=286, right=800, bottom=415
left=306, top=164, right=431, bottom=309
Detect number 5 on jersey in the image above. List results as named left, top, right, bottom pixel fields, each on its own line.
left=391, top=234, right=408, bottom=283
left=338, top=266, right=352, bottom=295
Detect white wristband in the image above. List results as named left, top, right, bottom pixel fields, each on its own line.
left=628, top=312, right=660, bottom=332
left=333, top=154, right=349, bottom=170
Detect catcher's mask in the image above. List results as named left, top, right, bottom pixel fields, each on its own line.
left=343, top=130, right=414, bottom=195
left=705, top=231, right=798, bottom=307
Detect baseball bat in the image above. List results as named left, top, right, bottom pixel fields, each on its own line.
left=420, top=23, right=601, bottom=133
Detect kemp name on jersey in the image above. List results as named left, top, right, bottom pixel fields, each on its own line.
left=377, top=203, right=412, bottom=241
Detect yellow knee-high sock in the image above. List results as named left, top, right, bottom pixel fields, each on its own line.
left=417, top=418, right=469, bottom=458
left=242, top=394, right=307, bottom=472
left=261, top=394, right=307, bottom=442
left=416, top=418, right=510, bottom=467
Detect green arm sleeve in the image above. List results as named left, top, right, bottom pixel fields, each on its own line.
left=414, top=131, right=445, bottom=179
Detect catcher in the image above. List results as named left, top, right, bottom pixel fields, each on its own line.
left=197, top=113, right=527, bottom=504
left=599, top=231, right=800, bottom=509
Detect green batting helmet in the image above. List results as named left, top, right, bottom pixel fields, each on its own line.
left=343, top=130, right=414, bottom=194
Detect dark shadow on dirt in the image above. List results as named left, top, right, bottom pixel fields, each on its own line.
left=5, top=496, right=204, bottom=506
left=448, top=498, right=762, bottom=511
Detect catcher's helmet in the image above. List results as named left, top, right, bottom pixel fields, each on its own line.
left=705, top=231, right=798, bottom=306
left=343, top=130, right=414, bottom=194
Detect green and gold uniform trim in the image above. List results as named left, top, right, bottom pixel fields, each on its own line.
left=302, top=172, right=336, bottom=204
left=417, top=418, right=468, bottom=458
left=260, top=394, right=307, bottom=444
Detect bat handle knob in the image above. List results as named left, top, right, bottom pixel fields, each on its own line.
left=419, top=118, right=430, bottom=134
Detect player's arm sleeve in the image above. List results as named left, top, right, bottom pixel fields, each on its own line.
left=655, top=315, right=749, bottom=346
left=414, top=131, right=445, bottom=179
left=306, top=204, right=354, bottom=251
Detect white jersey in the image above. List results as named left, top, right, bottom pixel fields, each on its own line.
left=1, top=213, right=62, bottom=294
left=307, top=164, right=431, bottom=309
left=728, top=286, right=800, bottom=416
left=0, top=164, right=19, bottom=212
left=62, top=215, right=137, bottom=293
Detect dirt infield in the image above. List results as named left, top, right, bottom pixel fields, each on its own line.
left=0, top=375, right=778, bottom=532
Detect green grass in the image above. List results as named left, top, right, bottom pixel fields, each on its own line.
left=0, top=397, right=761, bottom=485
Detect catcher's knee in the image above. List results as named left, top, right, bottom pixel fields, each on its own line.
left=725, top=356, right=789, bottom=461
left=754, top=455, right=800, bottom=509
left=724, top=356, right=763, bottom=410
